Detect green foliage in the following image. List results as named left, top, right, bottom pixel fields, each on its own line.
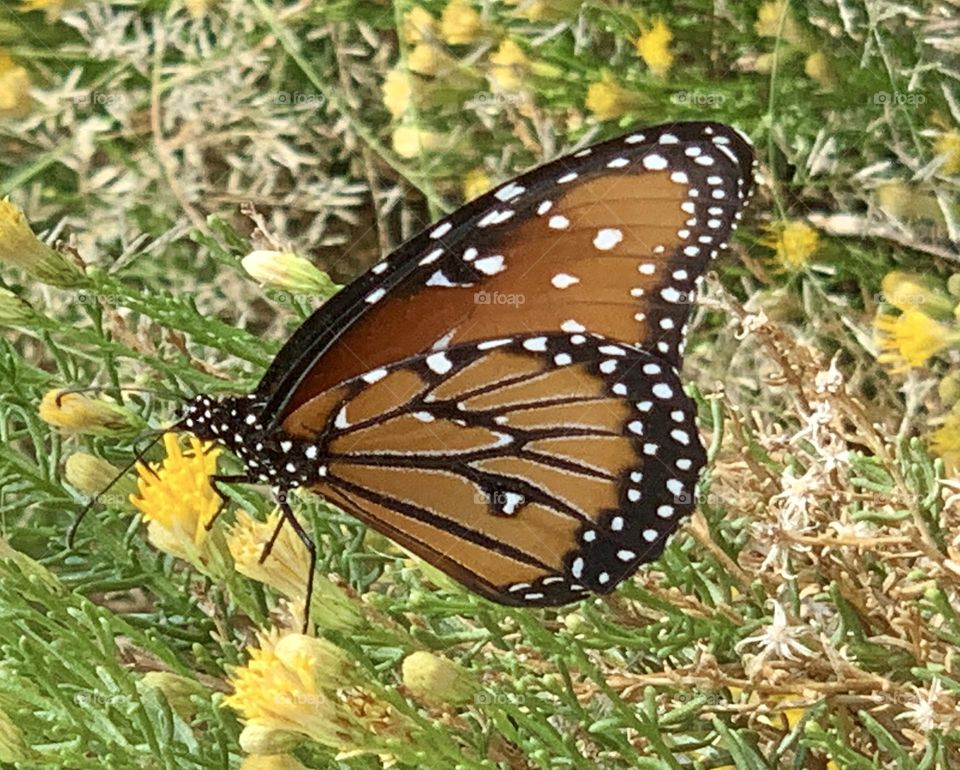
left=1, top=1, right=959, bottom=769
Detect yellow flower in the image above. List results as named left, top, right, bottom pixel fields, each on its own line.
left=401, top=651, right=477, bottom=706
left=930, top=407, right=960, bottom=474
left=403, top=6, right=436, bottom=44
left=635, top=18, right=674, bottom=78
left=875, top=309, right=959, bottom=372
left=407, top=43, right=446, bottom=77
left=382, top=68, right=412, bottom=118
left=488, top=39, right=529, bottom=92
left=462, top=168, right=491, bottom=200
left=440, top=0, right=482, bottom=45
left=0, top=287, right=34, bottom=327
left=0, top=51, right=31, bottom=117
left=130, top=433, right=224, bottom=568
left=0, top=199, right=85, bottom=287
left=934, top=131, right=960, bottom=176
left=586, top=71, right=640, bottom=121
left=755, top=1, right=787, bottom=36
left=759, top=220, right=820, bottom=271
left=225, top=630, right=413, bottom=758
left=227, top=509, right=364, bottom=632
left=880, top=272, right=955, bottom=317
left=241, top=250, right=339, bottom=297
left=391, top=125, right=443, bottom=159
left=39, top=389, right=139, bottom=436
left=804, top=51, right=835, bottom=90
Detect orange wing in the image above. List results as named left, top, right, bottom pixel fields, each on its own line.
left=285, top=333, right=706, bottom=604
left=255, top=121, right=754, bottom=423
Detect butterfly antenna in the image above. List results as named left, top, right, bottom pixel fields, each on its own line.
left=66, top=429, right=168, bottom=548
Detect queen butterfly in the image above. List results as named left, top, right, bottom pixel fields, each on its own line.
left=176, top=120, right=754, bottom=614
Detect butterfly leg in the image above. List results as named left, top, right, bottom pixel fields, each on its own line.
left=207, top=474, right=250, bottom=531
left=259, top=496, right=317, bottom=634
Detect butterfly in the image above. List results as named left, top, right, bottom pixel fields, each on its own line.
left=177, top=120, right=754, bottom=616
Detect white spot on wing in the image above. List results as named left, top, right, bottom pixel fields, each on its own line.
left=473, top=255, right=506, bottom=275
left=593, top=228, right=623, bottom=251
left=551, top=272, right=580, bottom=289
left=430, top=222, right=452, bottom=239
left=426, top=352, right=453, bottom=374
left=643, top=153, right=668, bottom=170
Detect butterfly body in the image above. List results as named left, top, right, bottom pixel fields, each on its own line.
left=182, top=121, right=754, bottom=609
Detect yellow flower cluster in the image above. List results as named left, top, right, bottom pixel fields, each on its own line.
left=225, top=630, right=414, bottom=757
left=934, top=131, right=960, bottom=176
left=227, top=509, right=363, bottom=632
left=635, top=18, right=673, bottom=78
left=759, top=220, right=820, bottom=271
left=129, top=432, right=226, bottom=570
left=754, top=2, right=830, bottom=89
left=0, top=51, right=31, bottom=117
left=875, top=272, right=960, bottom=373
left=586, top=71, right=641, bottom=122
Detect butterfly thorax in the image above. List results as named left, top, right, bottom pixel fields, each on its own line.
left=180, top=394, right=326, bottom=489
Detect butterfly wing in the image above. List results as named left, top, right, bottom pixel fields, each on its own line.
left=257, top=121, right=754, bottom=423
left=292, top=333, right=706, bottom=604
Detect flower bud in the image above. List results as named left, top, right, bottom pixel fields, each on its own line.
left=141, top=672, right=208, bottom=720
left=881, top=272, right=955, bottom=318
left=39, top=389, right=140, bottom=436
left=0, top=536, right=60, bottom=592
left=407, top=44, right=449, bottom=77
left=238, top=724, right=303, bottom=755
left=240, top=754, right=309, bottom=770
left=0, top=52, right=32, bottom=118
left=228, top=510, right=365, bottom=632
left=0, top=708, right=32, bottom=763
left=440, top=0, right=482, bottom=45
left=0, top=200, right=84, bottom=287
left=0, top=287, right=35, bottom=327
left=401, top=650, right=477, bottom=706
left=241, top=251, right=339, bottom=298
left=64, top=452, right=133, bottom=499
left=391, top=126, right=444, bottom=159
left=274, top=634, right=357, bottom=690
